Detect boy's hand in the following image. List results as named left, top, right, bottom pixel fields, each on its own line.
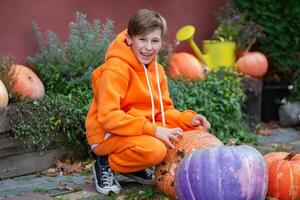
left=154, top=127, right=183, bottom=149
left=192, top=114, right=211, bottom=130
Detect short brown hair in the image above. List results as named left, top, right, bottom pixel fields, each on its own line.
left=127, top=9, right=167, bottom=37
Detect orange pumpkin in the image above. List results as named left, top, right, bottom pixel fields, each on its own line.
left=167, top=52, right=206, bottom=80
left=11, top=65, right=45, bottom=99
left=264, top=152, right=300, bottom=200
left=236, top=52, right=268, bottom=77
left=0, top=80, right=9, bottom=108
left=155, top=130, right=223, bottom=198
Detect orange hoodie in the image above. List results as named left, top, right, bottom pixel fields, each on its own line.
left=85, top=30, right=196, bottom=145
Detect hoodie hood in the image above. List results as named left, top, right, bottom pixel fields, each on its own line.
left=105, top=29, right=157, bottom=72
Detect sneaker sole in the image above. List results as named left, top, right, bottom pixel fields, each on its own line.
left=93, top=164, right=121, bottom=195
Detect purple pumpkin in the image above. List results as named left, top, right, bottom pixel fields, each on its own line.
left=174, top=145, right=268, bottom=200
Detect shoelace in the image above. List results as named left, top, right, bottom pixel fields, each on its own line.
left=101, top=167, right=115, bottom=187
left=145, top=168, right=154, bottom=179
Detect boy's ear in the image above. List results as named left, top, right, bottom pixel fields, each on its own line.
left=125, top=34, right=133, bottom=45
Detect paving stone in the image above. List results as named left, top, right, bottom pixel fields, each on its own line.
left=54, top=190, right=99, bottom=200
left=257, top=128, right=300, bottom=151
left=257, top=128, right=300, bottom=144
left=0, top=174, right=92, bottom=200
left=5, top=192, right=53, bottom=200
left=289, top=140, right=300, bottom=151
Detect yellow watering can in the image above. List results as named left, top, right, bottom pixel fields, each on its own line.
left=176, top=25, right=236, bottom=71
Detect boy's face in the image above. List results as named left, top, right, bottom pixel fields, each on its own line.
left=126, top=29, right=162, bottom=65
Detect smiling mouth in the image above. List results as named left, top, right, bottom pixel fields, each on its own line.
left=141, top=52, right=153, bottom=57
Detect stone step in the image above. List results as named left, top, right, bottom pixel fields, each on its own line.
left=257, top=128, right=300, bottom=152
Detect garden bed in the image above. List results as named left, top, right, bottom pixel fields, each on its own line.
left=0, top=107, right=65, bottom=179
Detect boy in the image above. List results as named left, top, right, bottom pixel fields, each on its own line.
left=85, top=9, right=210, bottom=195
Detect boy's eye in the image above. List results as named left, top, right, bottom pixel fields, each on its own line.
left=153, top=39, right=160, bottom=43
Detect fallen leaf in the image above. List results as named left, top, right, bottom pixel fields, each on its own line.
left=42, top=168, right=59, bottom=177
left=65, top=183, right=81, bottom=191
left=83, top=162, right=93, bottom=172
left=84, top=176, right=94, bottom=184
left=64, top=158, right=72, bottom=164
left=257, top=128, right=273, bottom=136
left=57, top=180, right=80, bottom=191
left=65, top=162, right=82, bottom=174
left=55, top=160, right=82, bottom=174
left=279, top=144, right=293, bottom=151
left=271, top=143, right=280, bottom=148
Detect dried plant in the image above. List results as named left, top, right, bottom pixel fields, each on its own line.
left=0, top=56, right=17, bottom=93
left=213, top=3, right=266, bottom=50
left=28, top=11, right=115, bottom=95
left=158, top=41, right=174, bottom=67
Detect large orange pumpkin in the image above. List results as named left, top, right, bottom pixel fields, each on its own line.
left=0, top=80, right=9, bottom=108
left=236, top=52, right=268, bottom=77
left=11, top=65, right=45, bottom=99
left=167, top=52, right=206, bottom=80
left=264, top=152, right=300, bottom=200
left=155, top=130, right=223, bottom=199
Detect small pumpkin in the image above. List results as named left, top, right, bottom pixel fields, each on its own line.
left=236, top=51, right=268, bottom=77
left=264, top=152, right=300, bottom=200
left=0, top=80, right=9, bottom=108
left=175, top=145, right=268, bottom=200
left=167, top=52, right=206, bottom=80
left=11, top=65, right=45, bottom=99
left=155, top=130, right=223, bottom=198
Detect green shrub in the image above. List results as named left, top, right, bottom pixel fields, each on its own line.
left=9, top=95, right=90, bottom=156
left=168, top=68, right=255, bottom=143
left=28, top=11, right=115, bottom=95
left=230, top=0, right=300, bottom=83
left=24, top=12, right=115, bottom=156
left=289, top=73, right=300, bottom=101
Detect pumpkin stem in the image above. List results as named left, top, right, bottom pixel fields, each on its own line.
left=283, top=152, right=297, bottom=160
left=226, top=138, right=238, bottom=146
left=244, top=38, right=256, bottom=54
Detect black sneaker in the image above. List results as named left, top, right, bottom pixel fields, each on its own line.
left=122, top=168, right=154, bottom=185
left=93, top=157, right=121, bottom=195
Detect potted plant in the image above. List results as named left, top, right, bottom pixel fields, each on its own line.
left=202, top=4, right=241, bottom=71
left=205, top=4, right=266, bottom=72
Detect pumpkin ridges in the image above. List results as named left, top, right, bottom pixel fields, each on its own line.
left=167, top=52, right=206, bottom=80
left=0, top=80, right=9, bottom=108
left=175, top=145, right=268, bottom=200
left=267, top=154, right=288, bottom=199
left=278, top=160, right=293, bottom=199
left=11, top=65, right=45, bottom=99
left=289, top=159, right=300, bottom=199
left=265, top=152, right=300, bottom=200
left=236, top=52, right=268, bottom=77
left=155, top=130, right=223, bottom=199
left=293, top=162, right=300, bottom=198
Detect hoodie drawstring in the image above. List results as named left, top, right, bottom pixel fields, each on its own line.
left=155, top=63, right=166, bottom=127
left=143, top=64, right=155, bottom=124
left=142, top=63, right=166, bottom=127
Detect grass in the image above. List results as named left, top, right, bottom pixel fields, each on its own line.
left=104, top=184, right=168, bottom=200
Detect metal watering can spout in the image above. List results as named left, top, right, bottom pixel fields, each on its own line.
left=175, top=25, right=208, bottom=65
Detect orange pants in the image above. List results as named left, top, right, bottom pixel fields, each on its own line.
left=93, top=135, right=167, bottom=173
